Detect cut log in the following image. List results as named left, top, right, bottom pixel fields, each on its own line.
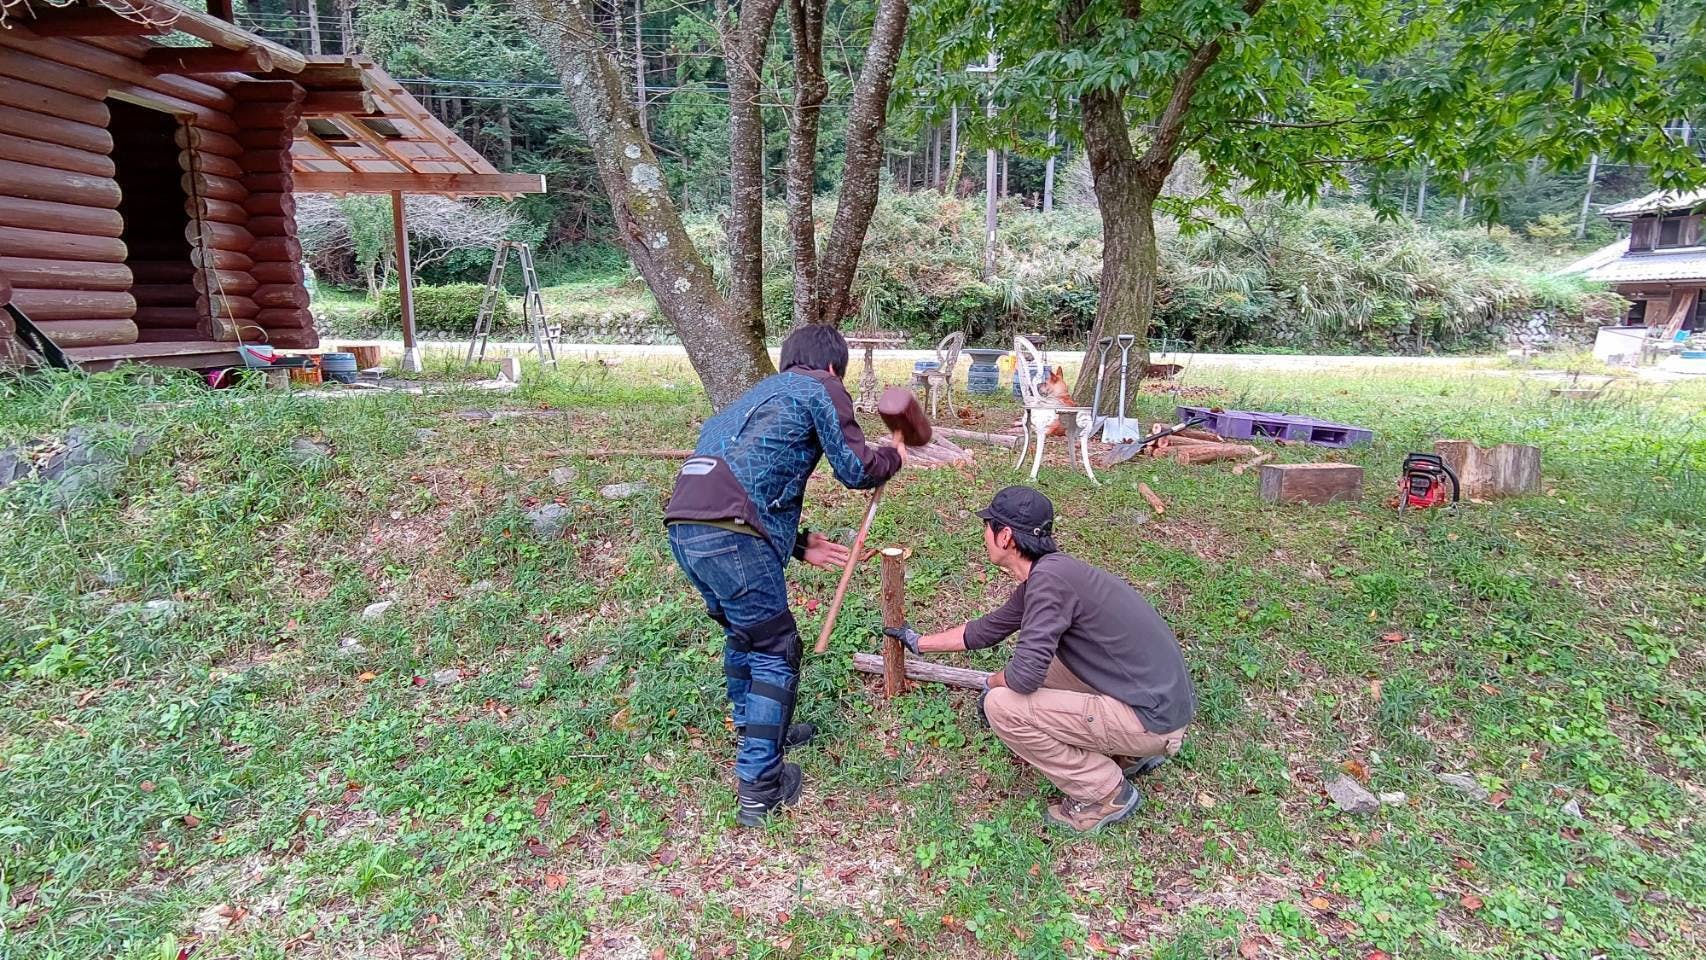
left=0, top=256, right=131, bottom=290
left=0, top=46, right=117, bottom=100
left=244, top=193, right=295, bottom=218
left=26, top=8, right=169, bottom=37
left=194, top=269, right=259, bottom=297
left=0, top=131, right=113, bottom=179
left=1173, top=442, right=1260, bottom=465
left=0, top=158, right=122, bottom=208
left=244, top=216, right=288, bottom=238
left=932, top=426, right=1021, bottom=448
left=184, top=152, right=244, bottom=180
left=254, top=307, right=313, bottom=330
left=236, top=127, right=294, bottom=151
left=1155, top=423, right=1225, bottom=443
left=229, top=81, right=308, bottom=104
left=1138, top=482, right=1167, bottom=516
left=1433, top=441, right=1541, bottom=500
left=252, top=284, right=310, bottom=309
left=231, top=104, right=299, bottom=129
left=333, top=343, right=383, bottom=369
left=175, top=126, right=244, bottom=160
left=0, top=195, right=124, bottom=237
left=186, top=221, right=254, bottom=251
left=8, top=288, right=135, bottom=320
left=248, top=261, right=302, bottom=285
left=189, top=197, right=250, bottom=225
left=181, top=172, right=247, bottom=204
left=240, top=172, right=291, bottom=193
left=0, top=104, right=112, bottom=155
left=142, top=47, right=275, bottom=75
left=248, top=236, right=302, bottom=263
left=261, top=325, right=317, bottom=348
left=0, top=225, right=126, bottom=262
left=205, top=294, right=259, bottom=320
left=3, top=76, right=109, bottom=128
left=1257, top=463, right=1364, bottom=505
left=851, top=653, right=989, bottom=690
left=301, top=90, right=378, bottom=115
left=238, top=152, right=291, bottom=176
left=191, top=247, right=255, bottom=273
left=879, top=547, right=909, bottom=698
left=33, top=318, right=138, bottom=347
left=0, top=29, right=235, bottom=112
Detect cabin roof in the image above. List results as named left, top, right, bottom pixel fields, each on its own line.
left=1583, top=246, right=1706, bottom=285
left=22, top=0, right=542, bottom=197
left=1599, top=189, right=1706, bottom=221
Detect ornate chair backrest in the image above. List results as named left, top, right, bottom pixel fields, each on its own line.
left=1013, top=335, right=1046, bottom=406
left=936, top=331, right=965, bottom=376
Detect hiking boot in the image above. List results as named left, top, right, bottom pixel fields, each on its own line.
left=736, top=722, right=817, bottom=749
left=1118, top=755, right=1167, bottom=779
left=736, top=761, right=804, bottom=827
left=1046, top=780, right=1143, bottom=834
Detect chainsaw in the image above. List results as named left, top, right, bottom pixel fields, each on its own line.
left=1398, top=453, right=1459, bottom=513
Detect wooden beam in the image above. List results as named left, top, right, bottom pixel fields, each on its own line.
left=29, top=9, right=169, bottom=37
left=391, top=190, right=417, bottom=357
left=142, top=46, right=275, bottom=75
left=301, top=90, right=378, bottom=116
left=295, top=172, right=547, bottom=196
left=141, top=1, right=309, bottom=72
left=206, top=0, right=236, bottom=21
left=879, top=547, right=909, bottom=698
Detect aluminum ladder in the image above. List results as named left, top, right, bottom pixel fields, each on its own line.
left=466, top=241, right=560, bottom=367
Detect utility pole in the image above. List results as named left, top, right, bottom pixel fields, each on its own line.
left=946, top=105, right=958, bottom=195
left=634, top=0, right=648, bottom=136
left=1042, top=107, right=1056, bottom=213
left=1577, top=153, right=1599, bottom=239
left=970, top=38, right=998, bottom=280
left=1415, top=161, right=1428, bottom=220
left=306, top=0, right=322, bottom=55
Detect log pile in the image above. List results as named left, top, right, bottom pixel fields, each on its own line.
left=1140, top=423, right=1259, bottom=465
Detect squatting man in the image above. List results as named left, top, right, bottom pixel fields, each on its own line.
left=664, top=325, right=1194, bottom=831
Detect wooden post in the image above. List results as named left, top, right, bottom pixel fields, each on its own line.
left=879, top=547, right=909, bottom=698
left=390, top=190, right=421, bottom=373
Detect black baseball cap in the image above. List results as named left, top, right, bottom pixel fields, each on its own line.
left=975, top=486, right=1058, bottom=553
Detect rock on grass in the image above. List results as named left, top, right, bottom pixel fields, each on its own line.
left=1327, top=774, right=1380, bottom=815
left=526, top=504, right=573, bottom=538
left=1436, top=773, right=1490, bottom=801
left=599, top=481, right=651, bottom=500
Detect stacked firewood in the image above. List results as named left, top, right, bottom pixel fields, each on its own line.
left=1145, top=424, right=1270, bottom=472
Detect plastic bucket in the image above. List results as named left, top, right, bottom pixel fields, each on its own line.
left=320, top=352, right=359, bottom=384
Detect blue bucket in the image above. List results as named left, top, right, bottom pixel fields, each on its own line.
left=320, top=352, right=358, bottom=384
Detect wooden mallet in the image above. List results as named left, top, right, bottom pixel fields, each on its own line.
left=812, top=388, right=933, bottom=654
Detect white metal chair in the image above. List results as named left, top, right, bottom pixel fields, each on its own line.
left=1012, top=335, right=1097, bottom=484
left=912, top=331, right=964, bottom=419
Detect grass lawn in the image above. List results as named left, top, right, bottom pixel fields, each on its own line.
left=1, top=358, right=1703, bottom=959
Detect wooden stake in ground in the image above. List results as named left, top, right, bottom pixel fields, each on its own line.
left=1138, top=482, right=1167, bottom=516
left=878, top=547, right=909, bottom=697
left=813, top=485, right=885, bottom=653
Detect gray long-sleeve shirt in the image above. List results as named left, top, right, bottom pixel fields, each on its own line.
left=964, top=552, right=1196, bottom=734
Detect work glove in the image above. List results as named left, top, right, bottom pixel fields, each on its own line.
left=882, top=623, right=923, bottom=655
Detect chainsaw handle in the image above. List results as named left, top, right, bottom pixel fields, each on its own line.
left=1439, top=461, right=1461, bottom=503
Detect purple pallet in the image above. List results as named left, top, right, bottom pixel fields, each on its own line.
left=1176, top=405, right=1373, bottom=448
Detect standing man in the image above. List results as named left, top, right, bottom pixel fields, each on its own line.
left=665, top=325, right=907, bottom=826
left=887, top=486, right=1195, bottom=833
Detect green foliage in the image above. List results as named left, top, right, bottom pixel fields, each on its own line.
left=372, top=283, right=508, bottom=334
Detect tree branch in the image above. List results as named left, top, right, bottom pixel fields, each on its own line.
left=1138, top=0, right=1267, bottom=179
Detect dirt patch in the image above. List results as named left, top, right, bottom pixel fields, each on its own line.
left=1139, top=518, right=1241, bottom=564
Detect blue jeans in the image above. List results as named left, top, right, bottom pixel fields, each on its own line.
left=667, top=523, right=799, bottom=783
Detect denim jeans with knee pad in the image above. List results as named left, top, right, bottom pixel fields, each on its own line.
left=667, top=523, right=800, bottom=783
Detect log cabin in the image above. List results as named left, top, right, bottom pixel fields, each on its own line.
left=0, top=0, right=543, bottom=372
left=1566, top=189, right=1706, bottom=338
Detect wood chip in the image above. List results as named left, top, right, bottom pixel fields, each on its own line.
left=1138, top=482, right=1167, bottom=516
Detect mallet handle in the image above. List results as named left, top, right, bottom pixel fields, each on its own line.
left=813, top=485, right=885, bottom=654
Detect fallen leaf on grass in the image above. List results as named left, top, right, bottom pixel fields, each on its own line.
left=1460, top=894, right=1484, bottom=911
left=1341, top=759, right=1370, bottom=781
left=525, top=840, right=550, bottom=857
left=1369, top=679, right=1383, bottom=701
left=1479, top=683, right=1500, bottom=696
left=544, top=873, right=567, bottom=891
left=1309, top=896, right=1331, bottom=910
left=1239, top=937, right=1263, bottom=959
left=1366, top=952, right=1392, bottom=960
left=1087, top=931, right=1111, bottom=954
left=182, top=814, right=201, bottom=828
left=1197, top=792, right=1218, bottom=809
left=357, top=671, right=377, bottom=683
left=1379, top=631, right=1405, bottom=644
left=140, top=781, right=156, bottom=793
left=1488, top=791, right=1510, bottom=808
left=651, top=950, right=666, bottom=960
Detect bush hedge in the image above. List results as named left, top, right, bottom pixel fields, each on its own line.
left=372, top=283, right=508, bottom=335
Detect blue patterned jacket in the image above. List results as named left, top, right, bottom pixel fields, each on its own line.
left=664, top=368, right=902, bottom=562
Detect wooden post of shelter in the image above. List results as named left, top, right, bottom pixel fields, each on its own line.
left=390, top=189, right=421, bottom=373
left=879, top=547, right=909, bottom=698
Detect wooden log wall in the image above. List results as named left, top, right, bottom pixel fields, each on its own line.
left=229, top=80, right=313, bottom=348
left=0, top=27, right=318, bottom=354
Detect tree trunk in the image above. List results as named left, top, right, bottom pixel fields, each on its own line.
left=1075, top=88, right=1158, bottom=406
left=1415, top=161, right=1428, bottom=220
left=931, top=123, right=942, bottom=189
left=338, top=0, right=353, bottom=53
left=785, top=0, right=827, bottom=328
left=814, top=0, right=910, bottom=325
left=634, top=0, right=648, bottom=136
left=528, top=0, right=774, bottom=409
left=1043, top=115, right=1056, bottom=212
left=722, top=0, right=784, bottom=341
left=306, top=0, right=322, bottom=55
left=497, top=101, right=514, bottom=169
left=1577, top=153, right=1598, bottom=238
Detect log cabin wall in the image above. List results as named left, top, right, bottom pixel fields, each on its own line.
left=0, top=26, right=314, bottom=353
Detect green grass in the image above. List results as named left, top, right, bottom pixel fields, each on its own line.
left=1, top=360, right=1703, bottom=959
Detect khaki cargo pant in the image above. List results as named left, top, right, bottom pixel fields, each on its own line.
left=983, top=660, right=1186, bottom=803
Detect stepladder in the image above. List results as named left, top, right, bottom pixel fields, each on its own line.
left=467, top=241, right=560, bottom=367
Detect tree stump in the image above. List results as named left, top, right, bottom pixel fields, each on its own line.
left=1433, top=440, right=1541, bottom=500
left=1257, top=463, right=1364, bottom=505
left=879, top=547, right=909, bottom=698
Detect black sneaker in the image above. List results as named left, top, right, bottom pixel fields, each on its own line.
left=736, top=762, right=804, bottom=827
left=1119, top=755, right=1167, bottom=779
left=735, top=723, right=817, bottom=749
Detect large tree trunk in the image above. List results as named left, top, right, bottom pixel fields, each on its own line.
left=528, top=0, right=774, bottom=409
left=1076, top=88, right=1159, bottom=409
left=306, top=0, right=323, bottom=55
left=814, top=0, right=909, bottom=325
left=338, top=0, right=354, bottom=52
left=722, top=0, right=784, bottom=341
left=784, top=0, right=827, bottom=328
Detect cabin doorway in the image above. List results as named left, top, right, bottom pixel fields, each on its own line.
left=107, top=99, right=201, bottom=343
